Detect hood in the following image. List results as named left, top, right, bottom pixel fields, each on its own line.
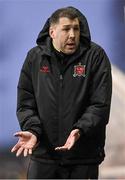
left=36, top=7, right=91, bottom=50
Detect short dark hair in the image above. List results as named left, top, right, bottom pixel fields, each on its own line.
left=49, top=7, right=79, bottom=25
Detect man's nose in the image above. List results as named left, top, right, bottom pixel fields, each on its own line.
left=69, top=29, right=75, bottom=38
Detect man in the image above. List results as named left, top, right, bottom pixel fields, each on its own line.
left=11, top=7, right=112, bottom=179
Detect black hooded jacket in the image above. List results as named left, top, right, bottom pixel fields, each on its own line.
left=17, top=7, right=112, bottom=164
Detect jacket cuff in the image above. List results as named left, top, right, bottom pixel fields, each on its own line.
left=72, top=126, right=84, bottom=137
left=23, top=128, right=42, bottom=142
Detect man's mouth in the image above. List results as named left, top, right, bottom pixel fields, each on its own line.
left=66, top=43, right=76, bottom=48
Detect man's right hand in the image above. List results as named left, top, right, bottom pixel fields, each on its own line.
left=11, top=131, right=37, bottom=157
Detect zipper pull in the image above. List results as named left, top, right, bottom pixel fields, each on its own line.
left=60, top=74, right=63, bottom=88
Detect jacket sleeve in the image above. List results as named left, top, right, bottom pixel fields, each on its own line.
left=73, top=48, right=112, bottom=137
left=16, top=50, right=42, bottom=139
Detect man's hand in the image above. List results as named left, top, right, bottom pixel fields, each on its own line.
left=55, top=129, right=81, bottom=151
left=11, top=131, right=37, bottom=157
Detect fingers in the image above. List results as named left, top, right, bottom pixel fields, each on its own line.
left=23, top=148, right=28, bottom=157
left=55, top=134, right=75, bottom=151
left=16, top=147, right=24, bottom=157
left=11, top=143, right=33, bottom=157
left=11, top=143, right=20, bottom=153
left=28, top=148, right=32, bottom=155
left=11, top=131, right=35, bottom=157
left=55, top=146, right=68, bottom=151
left=12, top=147, right=32, bottom=157
left=23, top=148, right=32, bottom=157
left=55, top=142, right=72, bottom=151
left=55, top=143, right=73, bottom=151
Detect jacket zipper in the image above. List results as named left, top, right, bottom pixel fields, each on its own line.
left=59, top=74, right=63, bottom=88
left=58, top=58, right=64, bottom=150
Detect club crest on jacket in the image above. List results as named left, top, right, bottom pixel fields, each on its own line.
left=73, top=62, right=86, bottom=77
left=40, top=66, right=50, bottom=73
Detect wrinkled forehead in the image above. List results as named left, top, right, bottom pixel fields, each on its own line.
left=58, top=17, right=80, bottom=26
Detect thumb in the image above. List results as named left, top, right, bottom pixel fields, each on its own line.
left=13, top=131, right=24, bottom=137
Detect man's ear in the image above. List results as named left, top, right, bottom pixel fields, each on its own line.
left=49, top=26, right=55, bottom=39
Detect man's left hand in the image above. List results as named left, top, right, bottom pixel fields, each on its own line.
left=55, top=129, right=81, bottom=151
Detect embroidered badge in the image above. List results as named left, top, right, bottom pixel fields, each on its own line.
left=73, top=62, right=86, bottom=77
left=40, top=66, right=50, bottom=73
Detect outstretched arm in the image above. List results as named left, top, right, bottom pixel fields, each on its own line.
left=73, top=48, right=112, bottom=137
left=17, top=50, right=42, bottom=138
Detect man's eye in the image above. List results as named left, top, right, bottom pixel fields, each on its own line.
left=63, top=29, right=69, bottom=31
left=74, top=27, right=79, bottom=31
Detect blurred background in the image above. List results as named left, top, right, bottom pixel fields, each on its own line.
left=0, top=0, right=125, bottom=178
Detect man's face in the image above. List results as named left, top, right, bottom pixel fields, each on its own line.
left=49, top=17, right=80, bottom=54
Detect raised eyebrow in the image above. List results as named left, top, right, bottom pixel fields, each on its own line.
left=62, top=25, right=71, bottom=28
left=62, top=25, right=79, bottom=28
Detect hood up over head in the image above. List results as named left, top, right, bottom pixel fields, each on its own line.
left=36, top=7, right=91, bottom=51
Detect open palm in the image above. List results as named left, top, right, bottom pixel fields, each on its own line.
left=11, top=131, right=37, bottom=157
left=55, top=129, right=80, bottom=151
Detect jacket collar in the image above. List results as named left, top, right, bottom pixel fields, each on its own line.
left=39, top=37, right=88, bottom=68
